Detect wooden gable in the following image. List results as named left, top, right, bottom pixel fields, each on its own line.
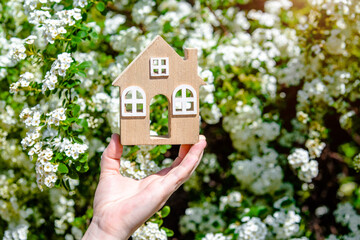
left=112, top=35, right=205, bottom=89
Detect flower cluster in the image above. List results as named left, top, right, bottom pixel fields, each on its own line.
left=1, top=0, right=360, bottom=239
left=132, top=222, right=167, bottom=240
left=180, top=203, right=225, bottom=234
left=287, top=148, right=319, bottom=183
left=29, top=8, right=82, bottom=44
left=265, top=210, right=302, bottom=239
left=3, top=224, right=29, bottom=240
left=42, top=53, right=73, bottom=92
left=19, top=105, right=42, bottom=127
left=232, top=149, right=283, bottom=195
left=201, top=233, right=229, bottom=240
left=35, top=147, right=58, bottom=188
left=234, top=217, right=267, bottom=240
left=10, top=72, right=34, bottom=93
left=334, top=203, right=360, bottom=234
left=56, top=137, right=88, bottom=160
left=219, top=191, right=242, bottom=211
left=46, top=108, right=66, bottom=126
left=9, top=42, right=27, bottom=62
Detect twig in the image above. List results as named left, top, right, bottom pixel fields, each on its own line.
left=205, top=4, right=228, bottom=36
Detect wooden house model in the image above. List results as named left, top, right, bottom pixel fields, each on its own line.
left=112, top=35, right=205, bottom=145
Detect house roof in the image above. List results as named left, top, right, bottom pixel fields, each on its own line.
left=112, top=35, right=205, bottom=87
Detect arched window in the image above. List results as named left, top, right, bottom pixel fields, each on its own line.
left=172, top=85, right=197, bottom=115
left=121, top=86, right=146, bottom=117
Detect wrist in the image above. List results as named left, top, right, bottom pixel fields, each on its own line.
left=82, top=217, right=130, bottom=240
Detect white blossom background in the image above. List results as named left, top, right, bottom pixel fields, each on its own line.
left=1, top=0, right=360, bottom=239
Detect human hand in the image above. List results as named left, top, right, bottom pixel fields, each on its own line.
left=82, top=134, right=207, bottom=240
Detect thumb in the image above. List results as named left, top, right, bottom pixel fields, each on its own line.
left=100, top=134, right=123, bottom=174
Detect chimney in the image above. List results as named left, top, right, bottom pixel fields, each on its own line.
left=184, top=48, right=198, bottom=61
left=184, top=48, right=198, bottom=73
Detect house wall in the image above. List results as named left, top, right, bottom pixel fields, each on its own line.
left=120, top=114, right=199, bottom=145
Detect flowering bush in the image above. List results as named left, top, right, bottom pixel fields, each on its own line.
left=1, top=0, right=360, bottom=239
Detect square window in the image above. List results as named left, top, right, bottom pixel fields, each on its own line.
left=150, top=57, right=169, bottom=77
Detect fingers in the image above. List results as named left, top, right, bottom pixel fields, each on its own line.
left=100, top=134, right=123, bottom=174
left=170, top=144, right=191, bottom=169
left=143, top=143, right=195, bottom=180
left=162, top=135, right=207, bottom=191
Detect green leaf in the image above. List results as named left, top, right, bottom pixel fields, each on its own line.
left=80, top=25, right=90, bottom=31
left=160, top=145, right=169, bottom=154
left=96, top=2, right=106, bottom=12
left=90, top=31, right=98, bottom=39
left=77, top=118, right=88, bottom=131
left=82, top=163, right=89, bottom=172
left=77, top=31, right=88, bottom=38
left=64, top=179, right=71, bottom=191
left=68, top=169, right=79, bottom=179
left=341, top=143, right=358, bottom=158
left=55, top=179, right=61, bottom=188
left=163, top=22, right=172, bottom=33
left=58, top=163, right=69, bottom=174
left=79, top=153, right=89, bottom=163
left=77, top=70, right=87, bottom=78
left=73, top=217, right=85, bottom=228
left=281, top=199, right=295, bottom=208
left=72, top=36, right=81, bottom=43
left=162, top=227, right=174, bottom=237
left=73, top=104, right=81, bottom=117
left=161, top=206, right=171, bottom=218
left=78, top=61, right=92, bottom=70
left=73, top=136, right=84, bottom=144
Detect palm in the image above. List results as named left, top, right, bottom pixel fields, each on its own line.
left=93, top=174, right=161, bottom=235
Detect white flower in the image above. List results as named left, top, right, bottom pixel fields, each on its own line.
left=131, top=0, right=155, bottom=24
left=265, top=210, right=301, bottom=239
left=235, top=217, right=267, bottom=240
left=202, top=233, right=230, bottom=240
left=305, top=139, right=325, bottom=158
left=44, top=175, right=55, bottom=187
left=74, top=0, right=88, bottom=8
left=104, top=14, right=126, bottom=35
left=288, top=148, right=309, bottom=169
left=200, top=104, right=222, bottom=124
left=44, top=163, right=53, bottom=172
left=3, top=224, right=29, bottom=240
left=24, top=35, right=38, bottom=44
left=264, top=0, right=293, bottom=15
left=46, top=108, right=67, bottom=125
left=219, top=191, right=242, bottom=210
left=298, top=160, right=318, bottom=183
left=288, top=148, right=319, bottom=182
left=296, top=111, right=309, bottom=124
left=9, top=43, right=27, bottom=61
left=132, top=222, right=167, bottom=240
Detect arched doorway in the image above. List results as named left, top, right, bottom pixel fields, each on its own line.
left=149, top=94, right=170, bottom=138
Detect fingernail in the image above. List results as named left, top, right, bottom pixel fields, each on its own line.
left=199, top=135, right=206, bottom=141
